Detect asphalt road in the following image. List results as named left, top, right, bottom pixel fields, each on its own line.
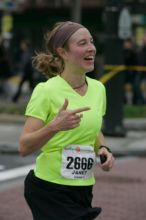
left=0, top=157, right=146, bottom=220
left=0, top=153, right=35, bottom=171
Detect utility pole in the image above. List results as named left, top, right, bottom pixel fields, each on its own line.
left=70, top=0, right=81, bottom=23
left=103, top=0, right=126, bottom=137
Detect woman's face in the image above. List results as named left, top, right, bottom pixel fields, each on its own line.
left=64, top=28, right=96, bottom=73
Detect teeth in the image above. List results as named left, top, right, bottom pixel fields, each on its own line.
left=85, top=56, right=94, bottom=60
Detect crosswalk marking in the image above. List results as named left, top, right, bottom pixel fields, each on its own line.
left=0, top=164, right=34, bottom=182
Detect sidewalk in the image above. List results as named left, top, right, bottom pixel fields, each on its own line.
left=0, top=114, right=146, bottom=156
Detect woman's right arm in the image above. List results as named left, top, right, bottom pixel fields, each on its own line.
left=19, top=99, right=90, bottom=156
left=19, top=116, right=59, bottom=156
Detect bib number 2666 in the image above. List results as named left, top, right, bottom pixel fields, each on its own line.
left=66, top=156, right=94, bottom=170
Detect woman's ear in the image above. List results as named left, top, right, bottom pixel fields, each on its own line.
left=56, top=47, right=68, bottom=60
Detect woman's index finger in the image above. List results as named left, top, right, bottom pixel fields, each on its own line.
left=71, top=107, right=90, bottom=114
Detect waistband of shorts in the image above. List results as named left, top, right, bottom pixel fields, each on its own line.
left=27, top=170, right=93, bottom=191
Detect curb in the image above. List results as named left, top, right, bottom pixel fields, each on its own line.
left=0, top=143, right=19, bottom=154
left=0, top=114, right=146, bottom=130
left=123, top=118, right=146, bottom=131
left=0, top=114, right=146, bottom=155
left=111, top=149, right=146, bottom=157
left=0, top=138, right=146, bottom=156
left=0, top=144, right=146, bottom=156
left=0, top=114, right=25, bottom=124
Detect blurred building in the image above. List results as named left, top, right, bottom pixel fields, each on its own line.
left=0, top=1, right=145, bottom=46
left=1, top=1, right=146, bottom=44
left=0, top=0, right=106, bottom=53
left=1, top=0, right=146, bottom=67
left=11, top=0, right=106, bottom=9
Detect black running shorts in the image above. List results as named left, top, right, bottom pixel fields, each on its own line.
left=24, top=170, right=101, bottom=220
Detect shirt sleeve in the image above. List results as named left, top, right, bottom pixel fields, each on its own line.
left=25, top=83, right=51, bottom=123
left=102, top=85, right=106, bottom=116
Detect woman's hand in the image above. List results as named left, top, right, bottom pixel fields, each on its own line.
left=98, top=146, right=115, bottom=171
left=52, top=99, right=90, bottom=131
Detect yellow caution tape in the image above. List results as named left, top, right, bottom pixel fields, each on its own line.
left=104, top=65, right=146, bottom=71
left=99, top=65, right=146, bottom=84
left=99, top=66, right=125, bottom=84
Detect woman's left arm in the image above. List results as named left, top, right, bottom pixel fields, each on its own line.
left=95, top=132, right=115, bottom=171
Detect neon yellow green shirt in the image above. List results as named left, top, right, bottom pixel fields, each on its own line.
left=25, top=75, right=106, bottom=185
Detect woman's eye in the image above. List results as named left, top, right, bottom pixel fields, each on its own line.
left=79, top=41, right=86, bottom=45
left=78, top=39, right=94, bottom=46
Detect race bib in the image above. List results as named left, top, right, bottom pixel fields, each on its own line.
left=61, top=145, right=96, bottom=179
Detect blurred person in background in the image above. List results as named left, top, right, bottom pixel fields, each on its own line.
left=138, top=35, right=146, bottom=104
left=0, top=36, right=13, bottom=99
left=19, top=21, right=114, bottom=220
left=123, top=38, right=139, bottom=105
left=12, top=39, right=34, bottom=103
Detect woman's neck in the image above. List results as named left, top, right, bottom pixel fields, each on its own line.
left=60, top=71, right=86, bottom=89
